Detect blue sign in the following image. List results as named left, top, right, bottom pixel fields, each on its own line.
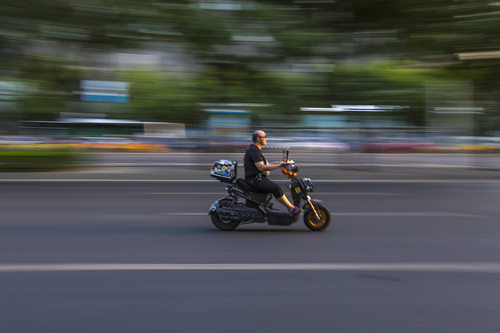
left=81, top=80, right=129, bottom=103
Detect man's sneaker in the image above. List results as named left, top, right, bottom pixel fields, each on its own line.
left=289, top=206, right=302, bottom=215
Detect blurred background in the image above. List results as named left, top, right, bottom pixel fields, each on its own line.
left=2, top=2, right=500, bottom=332
left=1, top=0, right=500, bottom=166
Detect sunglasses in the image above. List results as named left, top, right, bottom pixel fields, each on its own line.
left=259, top=135, right=267, bottom=138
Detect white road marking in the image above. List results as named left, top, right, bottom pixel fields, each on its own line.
left=0, top=179, right=218, bottom=182
left=334, top=212, right=485, bottom=217
left=1, top=263, right=500, bottom=273
left=1, top=179, right=500, bottom=183
left=84, top=162, right=494, bottom=169
left=90, top=152, right=496, bottom=157
left=317, top=192, right=405, bottom=196
left=140, top=192, right=222, bottom=195
left=82, top=161, right=483, bottom=168
left=164, top=213, right=209, bottom=215
left=162, top=212, right=484, bottom=217
left=140, top=192, right=403, bottom=196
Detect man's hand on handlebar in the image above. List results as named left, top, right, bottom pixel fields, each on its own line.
left=280, top=160, right=295, bottom=167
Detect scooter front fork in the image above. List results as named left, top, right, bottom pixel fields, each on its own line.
left=306, top=197, right=320, bottom=220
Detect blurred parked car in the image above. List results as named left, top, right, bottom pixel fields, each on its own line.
left=418, top=136, right=500, bottom=153
left=360, top=136, right=435, bottom=153
left=267, top=137, right=350, bottom=153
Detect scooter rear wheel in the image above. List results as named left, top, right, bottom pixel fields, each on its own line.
left=211, top=199, right=239, bottom=231
left=303, top=204, right=331, bottom=231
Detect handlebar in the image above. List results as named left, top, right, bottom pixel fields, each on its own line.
left=280, top=158, right=298, bottom=180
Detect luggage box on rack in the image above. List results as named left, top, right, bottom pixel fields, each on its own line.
left=210, top=160, right=237, bottom=183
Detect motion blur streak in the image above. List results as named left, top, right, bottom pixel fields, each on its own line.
left=1, top=1, right=500, bottom=332
left=2, top=263, right=500, bottom=273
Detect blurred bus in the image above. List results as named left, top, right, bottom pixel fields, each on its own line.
left=20, top=118, right=185, bottom=138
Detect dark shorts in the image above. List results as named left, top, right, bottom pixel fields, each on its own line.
left=247, top=176, right=284, bottom=199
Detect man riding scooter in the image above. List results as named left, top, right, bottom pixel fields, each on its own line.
left=244, top=130, right=301, bottom=215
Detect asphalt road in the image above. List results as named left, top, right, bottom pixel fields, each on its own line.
left=1, top=180, right=500, bottom=332
left=2, top=151, right=499, bottom=182
left=82, top=152, right=500, bottom=180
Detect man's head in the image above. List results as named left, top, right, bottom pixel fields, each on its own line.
left=252, top=130, right=267, bottom=147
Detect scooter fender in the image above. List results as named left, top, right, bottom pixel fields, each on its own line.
left=208, top=197, right=231, bottom=215
left=208, top=201, right=218, bottom=215
left=303, top=199, right=324, bottom=212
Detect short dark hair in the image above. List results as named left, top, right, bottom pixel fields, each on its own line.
left=252, top=133, right=259, bottom=142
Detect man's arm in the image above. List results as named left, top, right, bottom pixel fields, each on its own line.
left=254, top=161, right=282, bottom=172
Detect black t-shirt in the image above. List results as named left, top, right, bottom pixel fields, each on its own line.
left=244, top=144, right=267, bottom=180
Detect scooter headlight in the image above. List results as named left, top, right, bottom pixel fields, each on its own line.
left=302, top=178, right=314, bottom=192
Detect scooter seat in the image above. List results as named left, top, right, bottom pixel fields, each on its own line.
left=235, top=178, right=272, bottom=208
left=235, top=178, right=262, bottom=193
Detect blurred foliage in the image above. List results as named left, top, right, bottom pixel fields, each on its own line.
left=18, top=58, right=82, bottom=120
left=123, top=70, right=202, bottom=124
left=0, top=151, right=82, bottom=171
left=0, top=0, right=499, bottom=132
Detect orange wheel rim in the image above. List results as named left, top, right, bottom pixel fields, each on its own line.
left=307, top=209, right=326, bottom=227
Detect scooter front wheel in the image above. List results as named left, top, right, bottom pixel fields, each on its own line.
left=211, top=199, right=239, bottom=231
left=303, top=204, right=331, bottom=231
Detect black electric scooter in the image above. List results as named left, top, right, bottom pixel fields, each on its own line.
left=208, top=150, right=331, bottom=231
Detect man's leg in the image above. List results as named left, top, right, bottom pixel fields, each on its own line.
left=253, top=177, right=301, bottom=214
left=277, top=194, right=293, bottom=209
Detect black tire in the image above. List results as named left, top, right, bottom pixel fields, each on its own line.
left=303, top=203, right=331, bottom=231
left=211, top=199, right=239, bottom=231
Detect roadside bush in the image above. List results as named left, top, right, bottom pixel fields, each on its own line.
left=0, top=151, right=82, bottom=172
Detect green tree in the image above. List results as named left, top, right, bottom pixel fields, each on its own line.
left=125, top=70, right=202, bottom=124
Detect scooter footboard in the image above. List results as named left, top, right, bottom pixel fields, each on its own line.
left=268, top=210, right=298, bottom=225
